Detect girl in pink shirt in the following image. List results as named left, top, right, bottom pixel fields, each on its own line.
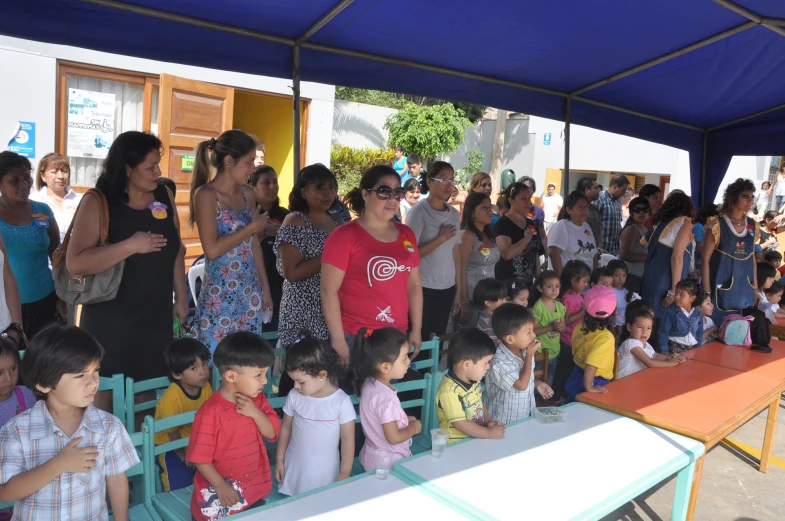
left=553, top=260, right=591, bottom=402
left=353, top=327, right=422, bottom=471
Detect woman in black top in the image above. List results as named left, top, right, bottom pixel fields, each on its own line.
left=251, top=166, right=289, bottom=331
left=67, top=131, right=184, bottom=385
left=493, top=181, right=541, bottom=285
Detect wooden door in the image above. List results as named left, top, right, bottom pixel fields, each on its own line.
left=659, top=175, right=671, bottom=198
left=158, top=74, right=234, bottom=268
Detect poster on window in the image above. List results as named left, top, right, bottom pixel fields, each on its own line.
left=66, top=89, right=115, bottom=159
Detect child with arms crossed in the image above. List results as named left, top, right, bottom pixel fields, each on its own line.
left=275, top=332, right=355, bottom=496
left=187, top=332, right=281, bottom=521
left=0, top=324, right=138, bottom=521
left=435, top=328, right=505, bottom=443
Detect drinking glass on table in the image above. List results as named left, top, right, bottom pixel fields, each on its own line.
left=374, top=449, right=393, bottom=479
left=431, top=428, right=449, bottom=458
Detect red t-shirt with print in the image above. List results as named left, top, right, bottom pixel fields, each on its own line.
left=323, top=220, right=421, bottom=335
left=187, top=391, right=281, bottom=521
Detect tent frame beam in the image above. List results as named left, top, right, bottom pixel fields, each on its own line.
left=296, top=0, right=354, bottom=45
left=571, top=21, right=756, bottom=96
left=709, top=102, right=785, bottom=131
left=712, top=0, right=785, bottom=38
left=76, top=0, right=702, bottom=134
left=563, top=98, right=571, bottom=198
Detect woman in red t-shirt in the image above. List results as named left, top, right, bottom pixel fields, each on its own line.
left=322, top=165, right=423, bottom=364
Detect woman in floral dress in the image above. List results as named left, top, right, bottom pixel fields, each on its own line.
left=190, top=130, right=272, bottom=353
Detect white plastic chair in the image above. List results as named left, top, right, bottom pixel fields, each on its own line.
left=187, top=260, right=205, bottom=304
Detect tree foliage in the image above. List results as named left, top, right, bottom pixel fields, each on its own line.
left=335, top=86, right=486, bottom=123
left=384, top=102, right=471, bottom=163
left=455, top=149, right=485, bottom=190
left=330, top=145, right=396, bottom=196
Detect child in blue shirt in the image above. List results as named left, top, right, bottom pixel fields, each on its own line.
left=657, top=278, right=704, bottom=353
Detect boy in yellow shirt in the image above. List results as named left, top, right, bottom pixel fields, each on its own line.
left=154, top=338, right=213, bottom=491
left=565, top=285, right=617, bottom=402
left=435, top=328, right=506, bottom=443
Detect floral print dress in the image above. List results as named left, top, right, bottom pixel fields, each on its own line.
left=194, top=186, right=264, bottom=353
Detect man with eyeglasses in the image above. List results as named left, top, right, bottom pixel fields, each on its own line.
left=593, top=175, right=630, bottom=256
left=541, top=183, right=563, bottom=233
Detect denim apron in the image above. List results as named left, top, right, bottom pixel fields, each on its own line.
left=709, top=216, right=756, bottom=323
left=640, top=217, right=692, bottom=319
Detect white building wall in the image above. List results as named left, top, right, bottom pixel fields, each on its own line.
left=0, top=35, right=335, bottom=169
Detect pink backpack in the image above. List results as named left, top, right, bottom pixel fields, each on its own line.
left=719, top=314, right=753, bottom=347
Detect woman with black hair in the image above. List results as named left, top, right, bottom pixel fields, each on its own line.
left=251, top=165, right=290, bottom=330
left=494, top=182, right=541, bottom=286
left=546, top=191, right=599, bottom=276
left=67, top=131, right=185, bottom=382
left=458, top=192, right=500, bottom=318
left=639, top=192, right=694, bottom=351
left=619, top=196, right=651, bottom=293
left=703, top=179, right=781, bottom=321
left=276, top=164, right=343, bottom=350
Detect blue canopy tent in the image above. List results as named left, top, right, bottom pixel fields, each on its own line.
left=2, top=0, right=785, bottom=203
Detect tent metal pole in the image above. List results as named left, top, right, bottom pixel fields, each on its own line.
left=296, top=0, right=354, bottom=44
left=700, top=131, right=708, bottom=206
left=711, top=0, right=785, bottom=37
left=79, top=0, right=294, bottom=45
left=563, top=98, right=572, bottom=198
left=293, top=46, right=302, bottom=180
left=708, top=102, right=785, bottom=131
left=571, top=22, right=755, bottom=96
left=574, top=98, right=703, bottom=131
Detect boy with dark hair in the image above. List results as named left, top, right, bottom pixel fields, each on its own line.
left=155, top=338, right=213, bottom=492
left=763, top=250, right=782, bottom=281
left=187, top=332, right=280, bottom=521
left=0, top=324, right=138, bottom=520
left=485, top=304, right=554, bottom=424
left=435, top=328, right=504, bottom=443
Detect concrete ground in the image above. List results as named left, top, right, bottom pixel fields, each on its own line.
left=601, top=395, right=785, bottom=521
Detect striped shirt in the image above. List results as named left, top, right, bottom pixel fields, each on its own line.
left=187, top=391, right=281, bottom=521
left=0, top=401, right=138, bottom=521
left=485, top=344, right=536, bottom=424
left=593, top=189, right=622, bottom=256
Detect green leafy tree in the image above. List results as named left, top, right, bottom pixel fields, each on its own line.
left=335, top=86, right=486, bottom=123
left=455, top=149, right=485, bottom=190
left=330, top=145, right=396, bottom=196
left=384, top=102, right=471, bottom=164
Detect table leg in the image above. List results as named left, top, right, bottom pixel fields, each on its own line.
left=670, top=459, right=697, bottom=521
left=760, top=398, right=780, bottom=473
left=685, top=455, right=704, bottom=521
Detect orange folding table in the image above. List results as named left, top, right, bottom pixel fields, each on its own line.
left=577, top=342, right=785, bottom=520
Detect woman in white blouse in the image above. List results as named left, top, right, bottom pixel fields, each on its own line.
left=31, top=153, right=82, bottom=242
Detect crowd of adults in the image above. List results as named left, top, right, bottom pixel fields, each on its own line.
left=0, top=131, right=782, bottom=385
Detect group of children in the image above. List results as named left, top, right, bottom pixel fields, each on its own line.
left=1, top=252, right=776, bottom=521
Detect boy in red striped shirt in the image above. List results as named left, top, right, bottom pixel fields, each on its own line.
left=187, top=332, right=281, bottom=521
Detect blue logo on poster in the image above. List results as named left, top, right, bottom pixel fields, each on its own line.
left=8, top=122, right=35, bottom=158
left=543, top=133, right=552, bottom=146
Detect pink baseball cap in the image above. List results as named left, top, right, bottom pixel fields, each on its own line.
left=584, top=285, right=617, bottom=318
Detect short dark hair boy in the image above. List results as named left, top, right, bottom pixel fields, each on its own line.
left=164, top=338, right=212, bottom=383
left=186, top=332, right=280, bottom=521
left=436, top=328, right=503, bottom=443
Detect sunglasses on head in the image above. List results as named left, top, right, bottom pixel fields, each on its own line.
left=368, top=186, right=406, bottom=201
left=631, top=206, right=650, bottom=214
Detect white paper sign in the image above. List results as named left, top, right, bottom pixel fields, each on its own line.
left=66, top=89, right=116, bottom=159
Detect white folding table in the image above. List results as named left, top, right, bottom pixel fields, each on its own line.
left=233, top=471, right=482, bottom=520
left=395, top=403, right=704, bottom=521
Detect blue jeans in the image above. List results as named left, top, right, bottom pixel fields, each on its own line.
left=564, top=365, right=609, bottom=402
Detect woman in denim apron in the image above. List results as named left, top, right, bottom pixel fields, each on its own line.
left=702, top=179, right=759, bottom=324
left=639, top=192, right=694, bottom=353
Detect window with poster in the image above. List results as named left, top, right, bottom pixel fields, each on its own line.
left=56, top=62, right=159, bottom=189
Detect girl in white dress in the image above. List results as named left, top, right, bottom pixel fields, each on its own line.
left=275, top=332, right=356, bottom=496
left=617, top=301, right=685, bottom=380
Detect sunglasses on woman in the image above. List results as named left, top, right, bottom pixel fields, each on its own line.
left=631, top=206, right=650, bottom=214
left=368, top=186, right=406, bottom=201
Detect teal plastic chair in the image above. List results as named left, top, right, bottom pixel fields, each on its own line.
left=349, top=373, right=434, bottom=476
left=210, top=345, right=286, bottom=398
left=149, top=395, right=288, bottom=521
left=124, top=377, right=172, bottom=433
left=410, top=338, right=440, bottom=375
left=99, top=374, right=126, bottom=427
left=109, top=421, right=162, bottom=521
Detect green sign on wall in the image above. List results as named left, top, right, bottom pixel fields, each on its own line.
left=181, top=155, right=195, bottom=171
